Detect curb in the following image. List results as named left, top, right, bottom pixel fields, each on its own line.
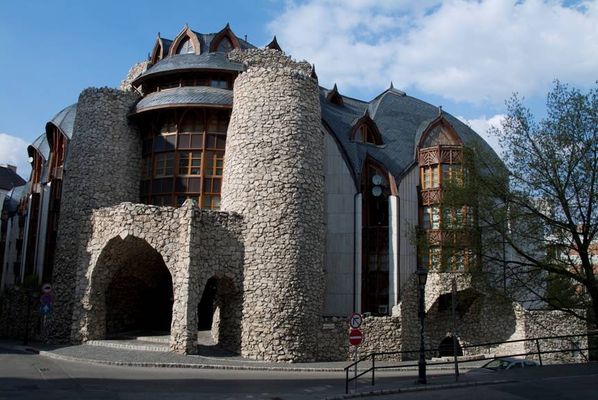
left=324, top=379, right=514, bottom=399
left=37, top=350, right=345, bottom=372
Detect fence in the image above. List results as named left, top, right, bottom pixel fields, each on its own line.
left=344, top=331, right=598, bottom=394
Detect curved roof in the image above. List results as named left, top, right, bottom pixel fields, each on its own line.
left=27, top=133, right=50, bottom=160
left=46, top=103, right=77, bottom=139
left=321, top=86, right=501, bottom=185
left=132, top=86, right=233, bottom=115
left=2, top=184, right=27, bottom=214
left=133, top=52, right=245, bottom=85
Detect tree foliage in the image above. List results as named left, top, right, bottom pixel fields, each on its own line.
left=443, top=81, right=598, bottom=328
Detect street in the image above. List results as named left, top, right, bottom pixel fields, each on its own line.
left=2, top=344, right=598, bottom=400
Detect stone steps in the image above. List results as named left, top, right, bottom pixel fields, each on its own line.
left=85, top=339, right=169, bottom=352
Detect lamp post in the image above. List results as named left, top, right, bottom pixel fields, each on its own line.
left=417, top=265, right=428, bottom=384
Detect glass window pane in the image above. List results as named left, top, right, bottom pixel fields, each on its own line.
left=191, top=134, right=203, bottom=148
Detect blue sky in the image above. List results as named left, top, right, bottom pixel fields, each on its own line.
left=1, top=0, right=597, bottom=178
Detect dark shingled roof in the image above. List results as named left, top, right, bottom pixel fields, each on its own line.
left=132, top=86, right=233, bottom=115
left=0, top=166, right=26, bottom=191
left=133, top=52, right=245, bottom=85
left=320, top=86, right=500, bottom=185
left=46, top=103, right=77, bottom=139
left=28, top=133, right=50, bottom=160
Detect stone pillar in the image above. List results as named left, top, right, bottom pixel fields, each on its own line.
left=221, top=50, right=325, bottom=362
left=48, top=88, right=140, bottom=343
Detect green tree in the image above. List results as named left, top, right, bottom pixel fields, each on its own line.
left=443, top=81, right=598, bottom=330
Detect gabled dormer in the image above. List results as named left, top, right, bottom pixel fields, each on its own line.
left=209, top=23, right=241, bottom=53
left=150, top=34, right=173, bottom=64
left=351, top=110, right=383, bottom=145
left=266, top=36, right=282, bottom=51
left=326, top=84, right=344, bottom=106
left=418, top=114, right=462, bottom=149
left=169, top=25, right=201, bottom=56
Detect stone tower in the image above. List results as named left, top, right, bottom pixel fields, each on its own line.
left=221, top=50, right=325, bottom=362
left=49, top=88, right=141, bottom=342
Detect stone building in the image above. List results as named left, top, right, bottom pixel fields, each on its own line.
left=0, top=24, right=586, bottom=362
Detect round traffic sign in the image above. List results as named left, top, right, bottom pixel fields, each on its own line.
left=349, top=328, right=363, bottom=346
left=349, top=312, right=363, bottom=329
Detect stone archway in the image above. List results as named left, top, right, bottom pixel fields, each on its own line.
left=83, top=235, right=174, bottom=340
left=438, top=335, right=463, bottom=357
left=197, top=274, right=242, bottom=353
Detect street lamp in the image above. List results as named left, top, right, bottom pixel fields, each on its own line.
left=417, top=265, right=428, bottom=384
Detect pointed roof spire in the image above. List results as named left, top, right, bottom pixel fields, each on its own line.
left=438, top=105, right=443, bottom=116
left=310, top=64, right=318, bottom=80
left=157, top=32, right=161, bottom=38
left=225, top=22, right=231, bottom=29
left=389, top=81, right=394, bottom=89
left=326, top=83, right=344, bottom=106
left=266, top=35, right=282, bottom=51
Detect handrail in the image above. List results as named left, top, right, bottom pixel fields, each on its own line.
left=344, top=330, right=598, bottom=394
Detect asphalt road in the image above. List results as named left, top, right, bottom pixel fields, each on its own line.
left=1, top=344, right=597, bottom=400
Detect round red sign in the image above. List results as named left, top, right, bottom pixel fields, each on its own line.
left=349, top=328, right=363, bottom=346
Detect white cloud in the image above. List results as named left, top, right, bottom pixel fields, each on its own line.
left=457, top=114, right=506, bottom=155
left=0, top=133, right=31, bottom=180
left=269, top=0, right=598, bottom=104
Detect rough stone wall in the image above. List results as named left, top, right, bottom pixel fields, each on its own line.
left=523, top=309, right=588, bottom=363
left=72, top=201, right=243, bottom=354
left=221, top=49, right=325, bottom=362
left=48, top=88, right=140, bottom=343
left=119, top=61, right=150, bottom=92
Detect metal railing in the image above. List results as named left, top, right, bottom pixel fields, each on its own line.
left=344, top=331, right=598, bottom=394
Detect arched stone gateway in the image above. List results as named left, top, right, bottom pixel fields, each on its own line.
left=84, top=236, right=174, bottom=338
left=70, top=201, right=244, bottom=354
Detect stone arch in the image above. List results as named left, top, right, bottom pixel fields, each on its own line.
left=438, top=335, right=463, bottom=357
left=80, top=235, right=175, bottom=341
left=196, top=273, right=242, bottom=353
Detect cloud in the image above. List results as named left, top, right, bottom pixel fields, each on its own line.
left=457, top=114, right=506, bottom=155
left=269, top=0, right=598, bottom=104
left=0, top=133, right=31, bottom=180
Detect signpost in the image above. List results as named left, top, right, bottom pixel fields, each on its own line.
left=349, top=312, right=363, bottom=329
left=348, top=313, right=364, bottom=393
left=349, top=328, right=363, bottom=346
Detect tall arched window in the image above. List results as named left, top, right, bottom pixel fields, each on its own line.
left=177, top=38, right=195, bottom=54
left=362, top=161, right=390, bottom=315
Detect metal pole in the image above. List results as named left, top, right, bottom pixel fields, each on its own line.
left=535, top=339, right=543, bottom=366
left=452, top=279, right=460, bottom=381
left=418, top=281, right=427, bottom=384
left=354, top=346, right=358, bottom=393
left=23, top=291, right=31, bottom=345
left=371, top=353, right=375, bottom=386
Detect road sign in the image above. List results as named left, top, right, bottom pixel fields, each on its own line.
left=348, top=312, right=363, bottom=329
left=349, top=328, right=363, bottom=346
left=40, top=303, right=53, bottom=316
left=40, top=293, right=53, bottom=306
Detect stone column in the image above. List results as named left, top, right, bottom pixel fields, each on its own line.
left=221, top=50, right=325, bottom=362
left=48, top=88, right=140, bottom=343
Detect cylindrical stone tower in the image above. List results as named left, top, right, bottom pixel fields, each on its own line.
left=48, top=88, right=141, bottom=343
left=221, top=50, right=325, bottom=362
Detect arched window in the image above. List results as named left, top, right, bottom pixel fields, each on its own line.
left=177, top=38, right=195, bottom=54
left=362, top=160, right=391, bottom=315
left=352, top=113, right=383, bottom=145
left=216, top=37, right=233, bottom=52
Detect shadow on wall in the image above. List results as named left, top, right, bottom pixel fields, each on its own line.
left=426, top=288, right=517, bottom=357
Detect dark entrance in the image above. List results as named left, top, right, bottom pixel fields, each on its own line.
left=198, top=277, right=218, bottom=331
left=102, top=237, right=174, bottom=336
left=438, top=335, right=463, bottom=357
